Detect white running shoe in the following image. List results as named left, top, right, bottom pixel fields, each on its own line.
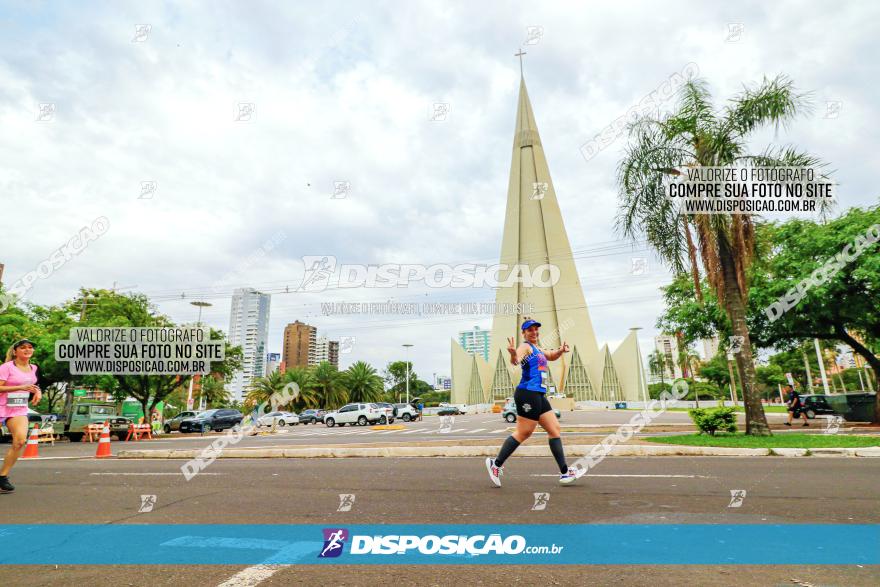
left=485, top=457, right=503, bottom=487
left=559, top=466, right=578, bottom=485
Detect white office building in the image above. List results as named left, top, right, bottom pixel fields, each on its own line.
left=228, top=288, right=271, bottom=402
left=311, top=336, right=330, bottom=365
left=654, top=335, right=683, bottom=379
left=701, top=336, right=720, bottom=360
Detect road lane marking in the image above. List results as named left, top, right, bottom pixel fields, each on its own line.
left=218, top=565, right=283, bottom=587
left=529, top=473, right=715, bottom=478
left=468, top=428, right=486, bottom=433
left=90, top=472, right=224, bottom=476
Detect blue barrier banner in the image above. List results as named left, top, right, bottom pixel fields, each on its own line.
left=0, top=524, right=876, bottom=565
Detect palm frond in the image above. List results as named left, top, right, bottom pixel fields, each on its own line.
left=738, top=145, right=836, bottom=220
left=722, top=75, right=811, bottom=140
left=616, top=122, right=695, bottom=272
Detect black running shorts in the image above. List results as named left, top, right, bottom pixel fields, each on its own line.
left=513, top=388, right=553, bottom=421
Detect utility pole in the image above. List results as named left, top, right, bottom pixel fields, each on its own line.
left=802, top=348, right=813, bottom=392
left=188, top=301, right=212, bottom=411
left=726, top=353, right=739, bottom=405
left=814, top=339, right=830, bottom=394
left=403, top=344, right=414, bottom=404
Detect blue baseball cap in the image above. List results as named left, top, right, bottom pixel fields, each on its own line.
left=521, top=319, right=541, bottom=331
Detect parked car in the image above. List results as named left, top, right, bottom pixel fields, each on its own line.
left=439, top=403, right=469, bottom=414
left=298, top=409, right=326, bottom=424
left=164, top=411, right=203, bottom=433
left=373, top=402, right=396, bottom=424
left=502, top=400, right=560, bottom=423
left=394, top=403, right=420, bottom=422
left=257, top=411, right=299, bottom=427
left=324, top=403, right=383, bottom=427
left=179, top=409, right=244, bottom=433
left=799, top=394, right=837, bottom=419
left=437, top=406, right=463, bottom=416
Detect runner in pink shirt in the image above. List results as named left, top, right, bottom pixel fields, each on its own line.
left=0, top=339, right=42, bottom=493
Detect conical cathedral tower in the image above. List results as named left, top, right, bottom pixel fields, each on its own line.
left=450, top=72, right=646, bottom=404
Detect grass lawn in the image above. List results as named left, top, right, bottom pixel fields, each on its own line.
left=645, top=432, right=880, bottom=449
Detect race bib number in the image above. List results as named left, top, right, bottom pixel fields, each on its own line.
left=5, top=392, right=29, bottom=406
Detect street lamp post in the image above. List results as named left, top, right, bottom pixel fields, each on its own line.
left=191, top=300, right=212, bottom=326
left=403, top=344, right=414, bottom=404
left=189, top=301, right=213, bottom=410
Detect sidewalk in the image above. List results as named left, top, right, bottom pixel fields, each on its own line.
left=118, top=443, right=880, bottom=459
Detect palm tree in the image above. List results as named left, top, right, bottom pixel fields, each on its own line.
left=647, top=350, right=668, bottom=390
left=343, top=361, right=385, bottom=404
left=282, top=367, right=319, bottom=411
left=686, top=351, right=703, bottom=407
left=244, top=370, right=287, bottom=412
left=197, top=375, right=231, bottom=409
left=617, top=75, right=828, bottom=435
left=312, top=361, right=348, bottom=409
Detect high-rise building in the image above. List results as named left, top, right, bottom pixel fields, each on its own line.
left=312, top=336, right=330, bottom=364
left=458, top=326, right=491, bottom=362
left=228, top=288, right=271, bottom=402
left=701, top=336, right=720, bottom=360
left=328, top=339, right=340, bottom=369
left=265, top=352, right=281, bottom=376
left=310, top=336, right=340, bottom=368
left=654, top=335, right=683, bottom=379
left=450, top=73, right=647, bottom=404
left=282, top=321, right=316, bottom=370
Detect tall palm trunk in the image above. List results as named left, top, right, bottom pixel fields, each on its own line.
left=718, top=238, right=770, bottom=435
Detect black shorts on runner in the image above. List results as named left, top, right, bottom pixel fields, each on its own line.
left=513, top=388, right=554, bottom=421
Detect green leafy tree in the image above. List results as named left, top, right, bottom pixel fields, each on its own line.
left=67, top=288, right=243, bottom=418
left=618, top=75, right=827, bottom=435
left=747, top=206, right=880, bottom=419
left=383, top=360, right=419, bottom=398
left=755, top=364, right=787, bottom=401
left=700, top=353, right=732, bottom=396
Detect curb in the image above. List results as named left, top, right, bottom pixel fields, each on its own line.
left=111, top=444, right=880, bottom=459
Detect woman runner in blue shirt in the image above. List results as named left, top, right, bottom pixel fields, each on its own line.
left=486, top=319, right=578, bottom=486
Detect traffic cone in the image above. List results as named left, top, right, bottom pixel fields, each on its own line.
left=95, top=421, right=113, bottom=458
left=21, top=426, right=41, bottom=459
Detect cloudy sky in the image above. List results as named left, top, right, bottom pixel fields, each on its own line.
left=2, top=1, right=878, bottom=382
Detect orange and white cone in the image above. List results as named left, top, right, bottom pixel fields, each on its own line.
left=21, top=426, right=41, bottom=459
left=95, top=421, right=113, bottom=458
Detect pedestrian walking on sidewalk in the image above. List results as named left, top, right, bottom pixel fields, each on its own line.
left=784, top=384, right=809, bottom=427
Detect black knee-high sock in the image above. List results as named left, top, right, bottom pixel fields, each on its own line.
left=549, top=437, right=568, bottom=474
left=494, top=436, right=521, bottom=467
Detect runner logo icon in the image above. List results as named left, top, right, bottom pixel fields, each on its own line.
left=319, top=528, right=349, bottom=558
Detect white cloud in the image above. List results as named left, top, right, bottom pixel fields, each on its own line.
left=2, top=0, right=877, bottom=380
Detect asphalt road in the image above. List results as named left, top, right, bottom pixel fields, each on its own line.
left=9, top=410, right=842, bottom=458
left=1, top=454, right=878, bottom=586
